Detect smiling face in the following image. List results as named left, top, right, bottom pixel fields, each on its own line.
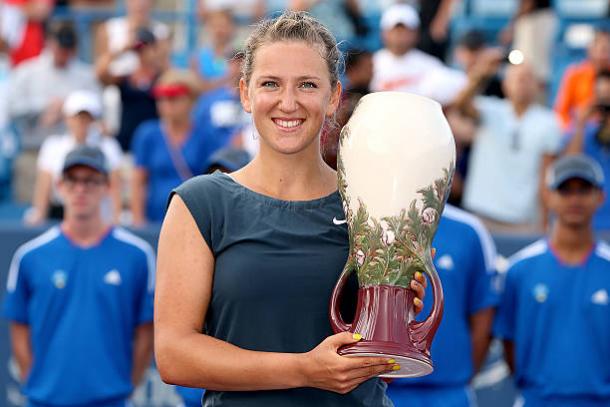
left=239, top=40, right=341, bottom=156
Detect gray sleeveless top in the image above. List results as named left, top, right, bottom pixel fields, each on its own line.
left=171, top=172, right=392, bottom=407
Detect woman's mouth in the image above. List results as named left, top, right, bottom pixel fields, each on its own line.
left=273, top=118, right=304, bottom=130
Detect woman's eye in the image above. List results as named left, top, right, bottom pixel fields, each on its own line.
left=300, top=82, right=317, bottom=89
left=261, top=81, right=278, bottom=88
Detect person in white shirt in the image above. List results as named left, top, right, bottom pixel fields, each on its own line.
left=457, top=63, right=562, bottom=232
left=8, top=21, right=101, bottom=203
left=95, top=0, right=170, bottom=77
left=26, top=90, right=123, bottom=226
left=371, top=3, right=466, bottom=106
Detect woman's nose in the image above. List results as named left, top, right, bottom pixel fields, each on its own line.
left=278, top=88, right=298, bottom=112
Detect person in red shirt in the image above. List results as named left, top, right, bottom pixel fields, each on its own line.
left=4, top=0, right=55, bottom=66
left=554, top=27, right=610, bottom=130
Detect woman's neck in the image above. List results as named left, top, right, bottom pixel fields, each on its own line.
left=236, top=146, right=336, bottom=201
left=164, top=119, right=191, bottom=143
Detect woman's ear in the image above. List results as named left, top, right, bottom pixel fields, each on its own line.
left=326, top=81, right=342, bottom=117
left=239, top=78, right=252, bottom=113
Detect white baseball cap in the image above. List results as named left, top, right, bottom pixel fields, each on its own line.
left=62, top=90, right=102, bottom=119
left=380, top=4, right=420, bottom=31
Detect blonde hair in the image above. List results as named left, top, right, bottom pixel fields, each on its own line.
left=156, top=69, right=202, bottom=98
left=241, top=11, right=342, bottom=89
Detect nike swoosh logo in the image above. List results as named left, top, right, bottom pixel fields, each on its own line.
left=333, top=217, right=347, bottom=225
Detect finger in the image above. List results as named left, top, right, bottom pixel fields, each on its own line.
left=327, top=331, right=364, bottom=350
left=410, top=279, right=425, bottom=300
left=414, top=271, right=428, bottom=289
left=414, top=297, right=424, bottom=314
left=344, top=359, right=399, bottom=381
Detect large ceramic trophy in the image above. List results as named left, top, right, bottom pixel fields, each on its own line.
left=330, top=92, right=455, bottom=378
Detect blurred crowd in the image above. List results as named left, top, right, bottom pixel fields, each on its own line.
left=0, top=0, right=608, bottom=235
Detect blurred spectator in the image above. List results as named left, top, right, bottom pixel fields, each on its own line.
left=500, top=0, right=557, bottom=88
left=371, top=3, right=466, bottom=106
left=555, top=27, right=610, bottom=131
left=199, top=0, right=266, bottom=21
left=388, top=204, right=498, bottom=407
left=94, top=0, right=170, bottom=77
left=193, top=51, right=248, bottom=162
left=456, top=64, right=562, bottom=233
left=321, top=48, right=373, bottom=169
left=96, top=26, right=162, bottom=151
left=453, top=30, right=504, bottom=99
left=26, top=90, right=123, bottom=226
left=205, top=146, right=251, bottom=174
left=417, top=0, right=455, bottom=61
left=494, top=154, right=609, bottom=407
left=174, top=146, right=251, bottom=407
left=0, top=53, right=18, bottom=202
left=1, top=0, right=55, bottom=66
left=190, top=9, right=237, bottom=93
left=342, top=48, right=373, bottom=100
left=7, top=20, right=100, bottom=203
left=563, top=69, right=610, bottom=231
left=446, top=41, right=505, bottom=205
left=230, top=122, right=260, bottom=158
left=3, top=145, right=155, bottom=406
left=289, top=0, right=366, bottom=43
left=131, top=69, right=214, bottom=226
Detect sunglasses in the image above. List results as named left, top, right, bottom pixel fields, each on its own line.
left=62, top=175, right=106, bottom=189
left=555, top=182, right=597, bottom=196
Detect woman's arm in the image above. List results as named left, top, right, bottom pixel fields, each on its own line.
left=109, top=169, right=122, bottom=224
left=154, top=195, right=397, bottom=393
left=95, top=45, right=124, bottom=87
left=26, top=170, right=52, bottom=225
left=130, top=167, right=148, bottom=227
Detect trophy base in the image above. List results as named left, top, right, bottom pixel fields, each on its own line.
left=338, top=341, right=433, bottom=378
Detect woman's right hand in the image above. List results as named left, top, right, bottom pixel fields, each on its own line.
left=299, top=332, right=399, bottom=394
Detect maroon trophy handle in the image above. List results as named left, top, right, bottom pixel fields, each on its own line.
left=410, top=258, right=444, bottom=353
left=329, top=261, right=354, bottom=333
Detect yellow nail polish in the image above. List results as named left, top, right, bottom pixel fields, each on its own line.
left=392, top=364, right=401, bottom=371
left=415, top=272, right=422, bottom=280
left=352, top=333, right=362, bottom=341
left=387, top=359, right=396, bottom=364
left=414, top=298, right=423, bottom=307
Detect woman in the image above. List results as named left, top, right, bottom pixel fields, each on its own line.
left=154, top=11, right=427, bottom=406
left=130, top=69, right=222, bottom=226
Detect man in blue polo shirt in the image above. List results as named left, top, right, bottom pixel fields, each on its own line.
left=494, top=154, right=610, bottom=407
left=387, top=204, right=499, bottom=406
left=3, top=145, right=155, bottom=406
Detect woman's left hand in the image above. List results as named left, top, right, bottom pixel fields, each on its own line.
left=410, top=248, right=435, bottom=314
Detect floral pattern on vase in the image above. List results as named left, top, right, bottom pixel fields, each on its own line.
left=337, top=125, right=454, bottom=288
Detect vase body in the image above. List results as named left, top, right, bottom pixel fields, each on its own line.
left=330, top=92, right=455, bottom=378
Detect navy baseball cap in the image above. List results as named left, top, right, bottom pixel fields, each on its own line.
left=546, top=154, right=604, bottom=190
left=62, top=145, right=108, bottom=176
left=206, top=147, right=251, bottom=173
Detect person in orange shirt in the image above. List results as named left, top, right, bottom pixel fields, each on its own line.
left=554, top=27, right=610, bottom=130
